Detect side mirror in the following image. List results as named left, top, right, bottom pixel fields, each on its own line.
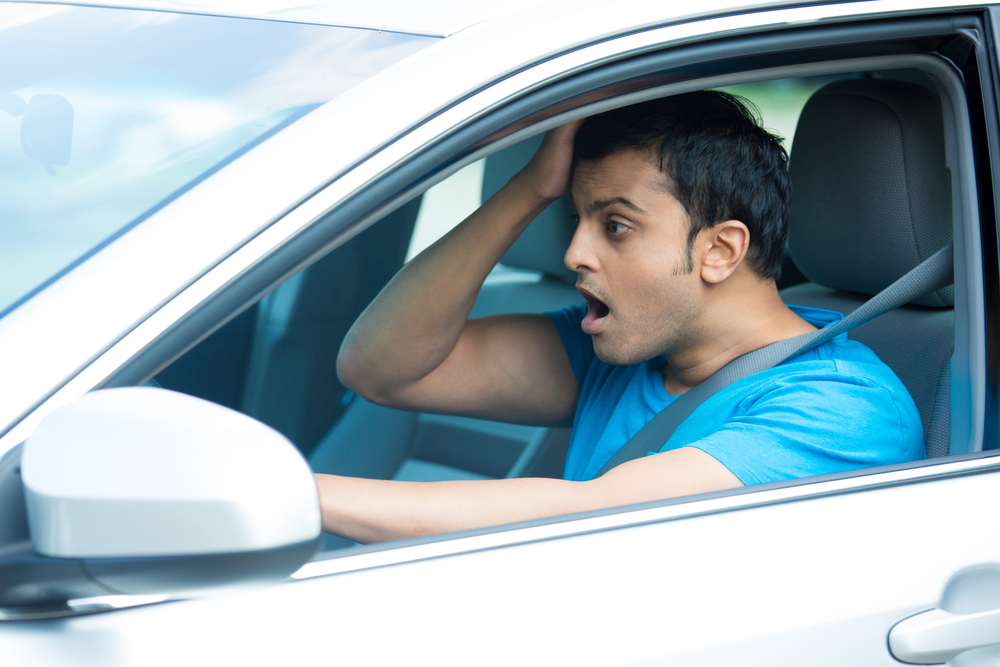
left=4, top=388, right=320, bottom=614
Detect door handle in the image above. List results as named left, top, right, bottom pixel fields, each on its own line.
left=889, top=606, right=1000, bottom=664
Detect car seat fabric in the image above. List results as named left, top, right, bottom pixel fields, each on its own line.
left=309, top=136, right=583, bottom=512
left=787, top=78, right=953, bottom=308
left=241, top=197, right=422, bottom=457
left=783, top=77, right=954, bottom=457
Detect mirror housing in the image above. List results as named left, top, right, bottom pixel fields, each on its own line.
left=5, top=388, right=320, bottom=610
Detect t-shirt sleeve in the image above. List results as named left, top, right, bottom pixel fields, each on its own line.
left=545, top=304, right=595, bottom=388
left=677, top=369, right=925, bottom=486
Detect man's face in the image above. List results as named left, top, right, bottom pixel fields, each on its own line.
left=566, top=148, right=704, bottom=366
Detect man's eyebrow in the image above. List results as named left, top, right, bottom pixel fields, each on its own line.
left=586, top=197, right=647, bottom=216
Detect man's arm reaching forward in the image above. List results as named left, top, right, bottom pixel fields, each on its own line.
left=315, top=447, right=742, bottom=543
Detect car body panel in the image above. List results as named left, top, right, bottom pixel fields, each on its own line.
left=2, top=458, right=998, bottom=665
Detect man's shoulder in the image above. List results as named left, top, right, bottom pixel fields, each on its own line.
left=780, top=303, right=910, bottom=390
left=778, top=335, right=908, bottom=392
left=733, top=336, right=916, bottom=424
left=680, top=337, right=926, bottom=486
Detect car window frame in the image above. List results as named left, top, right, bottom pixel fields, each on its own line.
left=97, top=12, right=994, bottom=444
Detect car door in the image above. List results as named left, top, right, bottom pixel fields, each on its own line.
left=1, top=1, right=998, bottom=665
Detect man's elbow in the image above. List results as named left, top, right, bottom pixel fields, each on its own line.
left=337, top=346, right=374, bottom=396
left=336, top=346, right=399, bottom=407
left=336, top=346, right=359, bottom=389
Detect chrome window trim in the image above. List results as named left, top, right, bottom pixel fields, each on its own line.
left=292, top=452, right=1000, bottom=581
left=933, top=46, right=989, bottom=454
left=0, top=0, right=980, bottom=455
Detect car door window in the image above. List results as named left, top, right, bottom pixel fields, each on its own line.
left=407, top=159, right=486, bottom=261
left=150, top=57, right=982, bottom=549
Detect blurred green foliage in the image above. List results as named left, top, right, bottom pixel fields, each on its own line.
left=719, top=75, right=843, bottom=153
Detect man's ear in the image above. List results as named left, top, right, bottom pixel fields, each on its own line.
left=697, top=220, right=750, bottom=284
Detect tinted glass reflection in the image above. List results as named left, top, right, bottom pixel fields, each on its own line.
left=0, top=4, right=432, bottom=317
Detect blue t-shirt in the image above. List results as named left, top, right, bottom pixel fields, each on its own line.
left=546, top=304, right=925, bottom=484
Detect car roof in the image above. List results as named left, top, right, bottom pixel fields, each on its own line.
left=15, top=0, right=793, bottom=37
left=14, top=0, right=558, bottom=36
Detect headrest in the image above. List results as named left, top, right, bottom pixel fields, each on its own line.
left=482, top=135, right=577, bottom=283
left=788, top=78, right=953, bottom=307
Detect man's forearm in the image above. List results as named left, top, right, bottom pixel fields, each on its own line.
left=314, top=447, right=743, bottom=544
left=314, top=472, right=595, bottom=544
left=336, top=173, right=554, bottom=400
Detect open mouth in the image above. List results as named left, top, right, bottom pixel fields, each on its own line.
left=577, top=287, right=610, bottom=334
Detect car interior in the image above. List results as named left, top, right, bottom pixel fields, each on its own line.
left=152, top=64, right=978, bottom=553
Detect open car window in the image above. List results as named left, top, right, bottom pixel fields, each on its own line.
left=150, top=57, right=987, bottom=555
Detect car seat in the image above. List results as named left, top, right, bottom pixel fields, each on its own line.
left=240, top=197, right=423, bottom=456
left=780, top=77, right=955, bottom=458
left=308, top=135, right=583, bottom=493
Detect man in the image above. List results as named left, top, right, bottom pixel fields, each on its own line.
left=316, top=92, right=924, bottom=543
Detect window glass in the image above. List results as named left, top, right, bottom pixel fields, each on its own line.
left=0, top=3, right=433, bottom=319
left=406, top=159, right=485, bottom=261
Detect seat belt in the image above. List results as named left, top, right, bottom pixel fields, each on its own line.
left=594, top=242, right=955, bottom=478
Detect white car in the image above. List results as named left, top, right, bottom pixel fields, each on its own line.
left=0, top=0, right=998, bottom=664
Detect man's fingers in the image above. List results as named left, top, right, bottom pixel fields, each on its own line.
left=557, top=117, right=586, bottom=139
left=541, top=118, right=585, bottom=152
left=523, top=118, right=588, bottom=200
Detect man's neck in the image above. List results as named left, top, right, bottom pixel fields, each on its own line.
left=660, top=282, right=816, bottom=396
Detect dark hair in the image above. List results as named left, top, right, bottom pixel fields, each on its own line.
left=574, top=91, right=790, bottom=279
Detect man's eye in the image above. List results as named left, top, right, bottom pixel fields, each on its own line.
left=569, top=213, right=580, bottom=224
left=606, top=220, right=627, bottom=235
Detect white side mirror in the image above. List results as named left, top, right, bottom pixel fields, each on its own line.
left=15, top=387, right=320, bottom=599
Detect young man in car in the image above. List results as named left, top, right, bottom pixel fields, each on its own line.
left=316, top=92, right=925, bottom=544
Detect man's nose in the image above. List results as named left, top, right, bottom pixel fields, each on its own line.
left=564, top=219, right=599, bottom=274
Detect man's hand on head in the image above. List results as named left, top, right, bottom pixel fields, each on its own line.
left=335, top=116, right=584, bottom=426
left=513, top=119, right=585, bottom=203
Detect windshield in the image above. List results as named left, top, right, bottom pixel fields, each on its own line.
left=0, top=3, right=433, bottom=318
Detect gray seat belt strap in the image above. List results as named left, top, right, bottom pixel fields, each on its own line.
left=594, top=242, right=954, bottom=478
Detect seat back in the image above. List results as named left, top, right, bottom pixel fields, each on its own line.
left=781, top=77, right=954, bottom=457
left=241, top=197, right=423, bottom=456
